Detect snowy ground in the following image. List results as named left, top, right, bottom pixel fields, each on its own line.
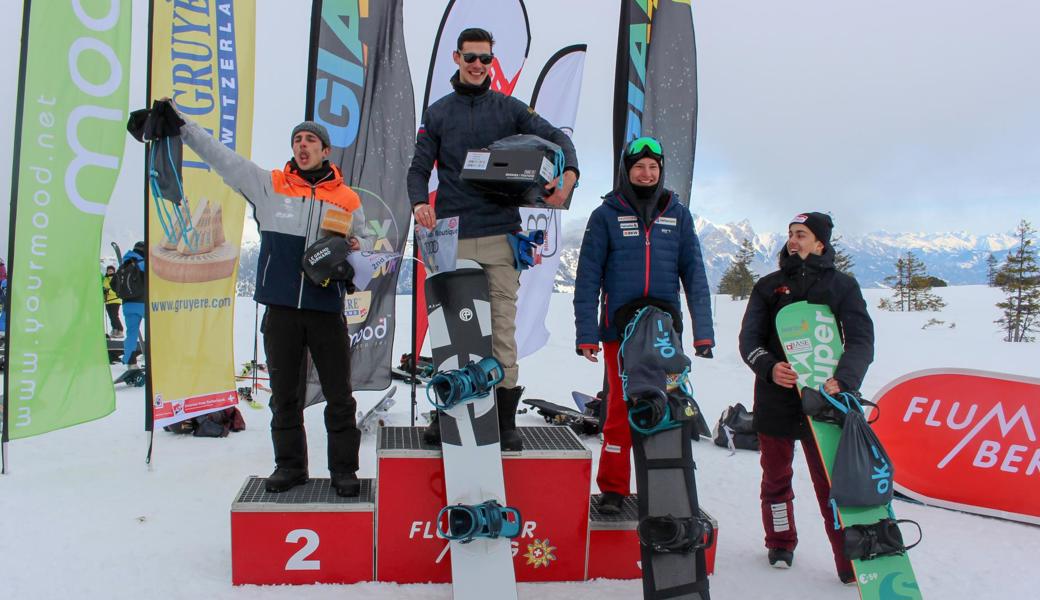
left=0, top=285, right=1036, bottom=599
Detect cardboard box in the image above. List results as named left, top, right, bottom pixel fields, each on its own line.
left=460, top=148, right=573, bottom=209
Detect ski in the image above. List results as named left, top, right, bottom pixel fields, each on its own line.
left=776, top=301, right=921, bottom=599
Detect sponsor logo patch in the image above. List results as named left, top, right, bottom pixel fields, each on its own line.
left=620, top=222, right=638, bottom=229
left=658, top=217, right=677, bottom=226
left=791, top=213, right=809, bottom=223
left=618, top=215, right=637, bottom=221
left=783, top=338, right=812, bottom=354
left=623, top=229, right=639, bottom=237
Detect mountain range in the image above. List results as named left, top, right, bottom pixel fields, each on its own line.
left=234, top=217, right=1022, bottom=297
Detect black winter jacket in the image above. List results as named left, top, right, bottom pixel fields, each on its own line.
left=407, top=74, right=579, bottom=239
left=738, top=248, right=874, bottom=439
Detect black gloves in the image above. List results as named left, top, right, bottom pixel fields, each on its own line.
left=694, top=346, right=714, bottom=359
left=127, top=99, right=185, bottom=142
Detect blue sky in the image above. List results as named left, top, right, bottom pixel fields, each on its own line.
left=1, top=0, right=1037, bottom=250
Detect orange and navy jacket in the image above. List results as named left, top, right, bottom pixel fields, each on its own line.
left=179, top=119, right=372, bottom=313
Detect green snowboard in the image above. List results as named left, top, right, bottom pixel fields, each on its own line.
left=776, top=301, right=921, bottom=600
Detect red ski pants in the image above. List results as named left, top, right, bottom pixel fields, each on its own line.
left=758, top=431, right=853, bottom=577
left=596, top=340, right=632, bottom=495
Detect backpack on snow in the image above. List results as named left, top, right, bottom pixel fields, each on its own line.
left=111, top=258, right=145, bottom=301
left=713, top=403, right=760, bottom=452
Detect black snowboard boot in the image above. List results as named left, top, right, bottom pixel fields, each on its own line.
left=331, top=472, right=361, bottom=497
left=423, top=411, right=441, bottom=446
left=265, top=467, right=308, bottom=493
left=497, top=386, right=524, bottom=451
left=768, top=548, right=794, bottom=569
left=597, top=492, right=625, bottom=515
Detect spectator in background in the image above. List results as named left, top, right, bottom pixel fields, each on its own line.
left=121, top=242, right=147, bottom=368
left=102, top=265, right=124, bottom=338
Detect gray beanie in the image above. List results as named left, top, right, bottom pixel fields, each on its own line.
left=290, top=121, right=331, bottom=149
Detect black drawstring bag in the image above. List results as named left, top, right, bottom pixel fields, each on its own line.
left=713, top=403, right=760, bottom=452
left=827, top=391, right=895, bottom=507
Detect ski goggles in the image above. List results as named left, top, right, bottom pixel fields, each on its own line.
left=626, top=136, right=663, bottom=160
left=460, top=52, right=494, bottom=65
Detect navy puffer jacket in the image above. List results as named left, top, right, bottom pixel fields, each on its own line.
left=573, top=190, right=715, bottom=348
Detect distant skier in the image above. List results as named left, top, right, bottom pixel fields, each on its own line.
left=573, top=136, right=715, bottom=514
left=102, top=265, right=124, bottom=338
left=737, top=212, right=873, bottom=582
left=121, top=242, right=147, bottom=367
left=155, top=99, right=373, bottom=497
left=408, top=27, right=580, bottom=451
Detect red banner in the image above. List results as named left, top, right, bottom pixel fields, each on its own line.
left=872, top=369, right=1040, bottom=524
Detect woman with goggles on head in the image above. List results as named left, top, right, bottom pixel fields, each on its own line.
left=573, top=136, right=715, bottom=514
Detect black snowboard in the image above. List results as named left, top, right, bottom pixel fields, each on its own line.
left=523, top=398, right=600, bottom=436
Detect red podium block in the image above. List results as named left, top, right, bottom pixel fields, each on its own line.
left=231, top=477, right=374, bottom=585
left=375, top=426, right=592, bottom=583
left=587, top=494, right=718, bottom=580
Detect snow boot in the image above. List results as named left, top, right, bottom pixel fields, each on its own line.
left=768, top=548, right=794, bottom=568
left=423, top=411, right=441, bottom=446
left=265, top=467, right=308, bottom=493
left=497, top=385, right=524, bottom=451
left=597, top=491, right=625, bottom=515
left=331, top=472, right=361, bottom=497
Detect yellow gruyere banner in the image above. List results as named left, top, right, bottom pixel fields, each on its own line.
left=147, top=0, right=255, bottom=427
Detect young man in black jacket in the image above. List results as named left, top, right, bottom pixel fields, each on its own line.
left=737, top=212, right=874, bottom=583
left=409, top=27, right=579, bottom=450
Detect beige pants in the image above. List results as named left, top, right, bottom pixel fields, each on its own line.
left=456, top=234, right=520, bottom=388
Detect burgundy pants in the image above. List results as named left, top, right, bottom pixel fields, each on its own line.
left=596, top=340, right=632, bottom=495
left=758, top=431, right=853, bottom=578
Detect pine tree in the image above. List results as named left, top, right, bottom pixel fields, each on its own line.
left=718, top=238, right=758, bottom=300
left=881, top=251, right=945, bottom=311
left=995, top=220, right=1040, bottom=343
left=832, top=236, right=855, bottom=278
left=986, top=253, right=1000, bottom=286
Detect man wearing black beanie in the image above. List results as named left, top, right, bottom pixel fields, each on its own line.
left=737, top=212, right=874, bottom=583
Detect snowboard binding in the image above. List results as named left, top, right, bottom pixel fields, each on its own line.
left=437, top=500, right=523, bottom=544
left=427, top=357, right=504, bottom=410
left=802, top=387, right=878, bottom=426
left=843, top=518, right=922, bottom=561
left=628, top=389, right=700, bottom=436
left=637, top=514, right=716, bottom=554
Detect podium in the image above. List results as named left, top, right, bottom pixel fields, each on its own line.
left=230, top=477, right=374, bottom=585
left=587, top=494, right=718, bottom=580
left=229, top=426, right=719, bottom=586
left=375, top=426, right=593, bottom=583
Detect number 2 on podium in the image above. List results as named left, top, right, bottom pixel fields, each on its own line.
left=285, top=529, right=320, bottom=570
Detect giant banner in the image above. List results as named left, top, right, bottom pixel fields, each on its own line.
left=516, top=44, right=587, bottom=358
left=306, top=0, right=415, bottom=391
left=872, top=369, right=1040, bottom=525
left=3, top=0, right=132, bottom=442
left=146, top=1, right=255, bottom=428
left=613, top=0, right=697, bottom=205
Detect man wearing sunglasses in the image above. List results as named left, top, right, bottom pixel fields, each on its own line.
left=408, top=27, right=580, bottom=451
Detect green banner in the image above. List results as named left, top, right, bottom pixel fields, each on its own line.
left=4, top=1, right=132, bottom=439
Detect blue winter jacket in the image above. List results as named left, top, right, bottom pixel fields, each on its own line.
left=574, top=191, right=715, bottom=348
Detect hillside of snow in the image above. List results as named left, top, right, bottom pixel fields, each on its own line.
left=0, top=285, right=1036, bottom=599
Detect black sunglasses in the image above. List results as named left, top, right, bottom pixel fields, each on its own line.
left=460, top=52, right=494, bottom=65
